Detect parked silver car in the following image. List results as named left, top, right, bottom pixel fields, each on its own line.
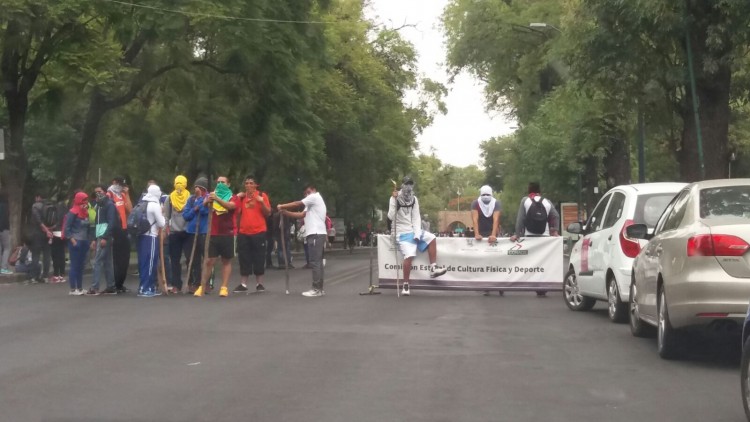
left=628, top=179, right=750, bottom=359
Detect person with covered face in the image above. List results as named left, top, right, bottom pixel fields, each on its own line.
left=63, top=192, right=91, bottom=296
left=87, top=184, right=118, bottom=295
left=107, top=177, right=133, bottom=293
left=137, top=185, right=166, bottom=297
left=387, top=176, right=447, bottom=296
left=164, top=175, right=191, bottom=293
left=471, top=185, right=502, bottom=243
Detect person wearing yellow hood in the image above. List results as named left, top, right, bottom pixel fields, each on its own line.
left=164, top=175, right=191, bottom=293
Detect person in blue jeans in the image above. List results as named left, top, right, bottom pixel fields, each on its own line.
left=63, top=192, right=91, bottom=296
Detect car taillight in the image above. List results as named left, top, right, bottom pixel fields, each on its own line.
left=687, top=234, right=750, bottom=257
left=620, top=219, right=641, bottom=258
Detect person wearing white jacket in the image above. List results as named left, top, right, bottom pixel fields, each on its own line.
left=387, top=176, right=447, bottom=296
left=137, top=184, right=166, bottom=297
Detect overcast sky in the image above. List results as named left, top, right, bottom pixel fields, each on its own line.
left=366, top=0, right=517, bottom=168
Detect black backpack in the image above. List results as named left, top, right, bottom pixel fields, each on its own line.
left=524, top=197, right=548, bottom=235
left=43, top=202, right=58, bottom=227
left=127, top=201, right=153, bottom=237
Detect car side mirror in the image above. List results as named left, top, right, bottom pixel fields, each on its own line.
left=567, top=222, right=584, bottom=235
left=626, top=224, right=650, bottom=240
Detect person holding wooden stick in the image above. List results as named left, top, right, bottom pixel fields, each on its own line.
left=136, top=184, right=166, bottom=297
left=278, top=183, right=328, bottom=298
left=194, top=176, right=238, bottom=298
left=182, top=177, right=210, bottom=294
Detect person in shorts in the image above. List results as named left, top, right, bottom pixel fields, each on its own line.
left=233, top=175, right=271, bottom=293
left=194, top=176, right=238, bottom=298
left=387, top=176, right=447, bottom=296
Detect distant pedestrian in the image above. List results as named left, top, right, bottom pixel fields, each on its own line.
left=0, top=192, right=11, bottom=275
left=165, top=175, right=191, bottom=293
left=29, top=194, right=53, bottom=283
left=278, top=184, right=328, bottom=297
left=388, top=176, right=447, bottom=296
left=49, top=200, right=67, bottom=283
left=234, top=176, right=271, bottom=293
left=137, top=185, right=166, bottom=297
left=182, top=177, right=210, bottom=294
left=346, top=223, right=356, bottom=252
left=511, top=182, right=560, bottom=297
left=194, top=176, right=238, bottom=298
left=64, top=192, right=91, bottom=296
left=107, top=177, right=133, bottom=293
left=87, top=184, right=118, bottom=295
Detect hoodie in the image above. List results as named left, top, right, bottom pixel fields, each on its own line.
left=182, top=194, right=210, bottom=235
left=144, top=185, right=166, bottom=237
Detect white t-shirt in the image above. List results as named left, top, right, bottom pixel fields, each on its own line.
left=302, top=192, right=327, bottom=236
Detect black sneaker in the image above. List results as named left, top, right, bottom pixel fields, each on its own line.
left=116, top=286, right=130, bottom=294
left=101, top=287, right=117, bottom=295
left=233, top=284, right=248, bottom=293
left=85, top=288, right=100, bottom=296
left=256, top=284, right=266, bottom=292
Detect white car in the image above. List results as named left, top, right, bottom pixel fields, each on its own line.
left=564, top=183, right=686, bottom=322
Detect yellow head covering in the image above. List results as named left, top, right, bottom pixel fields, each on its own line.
left=170, top=175, right=189, bottom=212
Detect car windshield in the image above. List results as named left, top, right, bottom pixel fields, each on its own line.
left=633, top=194, right=677, bottom=228
left=700, top=186, right=750, bottom=219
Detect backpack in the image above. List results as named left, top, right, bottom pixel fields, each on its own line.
left=43, top=203, right=58, bottom=227
left=8, top=246, right=23, bottom=266
left=524, top=196, right=548, bottom=235
left=325, top=216, right=333, bottom=231
left=127, top=201, right=153, bottom=237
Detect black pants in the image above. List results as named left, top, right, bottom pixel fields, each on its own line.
left=29, top=234, right=50, bottom=281
left=51, top=237, right=66, bottom=276
left=265, top=234, right=274, bottom=267
left=112, top=229, right=130, bottom=289
left=186, top=233, right=205, bottom=287
left=168, top=231, right=191, bottom=289
left=238, top=233, right=266, bottom=276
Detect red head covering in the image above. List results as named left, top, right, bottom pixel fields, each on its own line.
left=70, top=192, right=89, bottom=219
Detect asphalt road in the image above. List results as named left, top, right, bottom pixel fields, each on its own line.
left=0, top=250, right=744, bottom=422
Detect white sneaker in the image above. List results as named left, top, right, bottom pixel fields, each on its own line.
left=430, top=266, right=447, bottom=279
left=75, top=289, right=86, bottom=296
left=302, top=289, right=323, bottom=297
left=68, top=290, right=77, bottom=296
left=401, top=283, right=410, bottom=296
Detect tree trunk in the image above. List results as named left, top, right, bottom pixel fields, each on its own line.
left=679, top=67, right=731, bottom=181
left=602, top=135, right=631, bottom=188
left=69, top=91, right=108, bottom=198
left=1, top=104, right=29, bottom=248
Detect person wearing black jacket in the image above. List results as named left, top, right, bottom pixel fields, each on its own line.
left=88, top=184, right=119, bottom=295
left=0, top=192, right=10, bottom=275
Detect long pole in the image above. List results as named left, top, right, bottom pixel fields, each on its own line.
left=184, top=207, right=201, bottom=294
left=280, top=215, right=290, bottom=295
left=198, top=210, right=213, bottom=295
left=637, top=106, right=646, bottom=183
left=684, top=2, right=706, bottom=179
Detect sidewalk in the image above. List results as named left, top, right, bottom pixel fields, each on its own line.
left=0, top=246, right=375, bottom=285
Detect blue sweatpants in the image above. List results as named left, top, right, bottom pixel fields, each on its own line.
left=137, top=235, right=159, bottom=294
left=68, top=239, right=89, bottom=290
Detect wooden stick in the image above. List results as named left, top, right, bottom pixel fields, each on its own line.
left=158, top=228, right=168, bottom=295
left=280, top=215, right=290, bottom=294
left=184, top=208, right=201, bottom=294
left=198, top=210, right=214, bottom=294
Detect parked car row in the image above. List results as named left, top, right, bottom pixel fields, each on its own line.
left=563, top=179, right=750, bottom=420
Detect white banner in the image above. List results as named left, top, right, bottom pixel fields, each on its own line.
left=377, top=235, right=563, bottom=291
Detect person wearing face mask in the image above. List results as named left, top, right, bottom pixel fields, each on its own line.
left=85, top=184, right=118, bottom=295
left=107, top=177, right=133, bottom=293
left=471, top=186, right=502, bottom=244
left=164, top=175, right=191, bottom=293
left=64, top=192, right=91, bottom=296
left=182, top=177, right=210, bottom=294
left=137, top=184, right=167, bottom=297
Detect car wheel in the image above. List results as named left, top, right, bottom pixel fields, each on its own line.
left=629, top=281, right=655, bottom=338
left=607, top=277, right=628, bottom=323
left=657, top=287, right=682, bottom=360
left=741, top=336, right=750, bottom=421
left=563, top=268, right=596, bottom=312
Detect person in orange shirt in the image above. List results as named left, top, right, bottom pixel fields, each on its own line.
left=233, top=175, right=271, bottom=293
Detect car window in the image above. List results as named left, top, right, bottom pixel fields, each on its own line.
left=661, top=189, right=690, bottom=232
left=699, top=186, right=750, bottom=219
left=586, top=193, right=611, bottom=233
left=634, top=193, right=679, bottom=228
left=602, top=192, right=626, bottom=229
